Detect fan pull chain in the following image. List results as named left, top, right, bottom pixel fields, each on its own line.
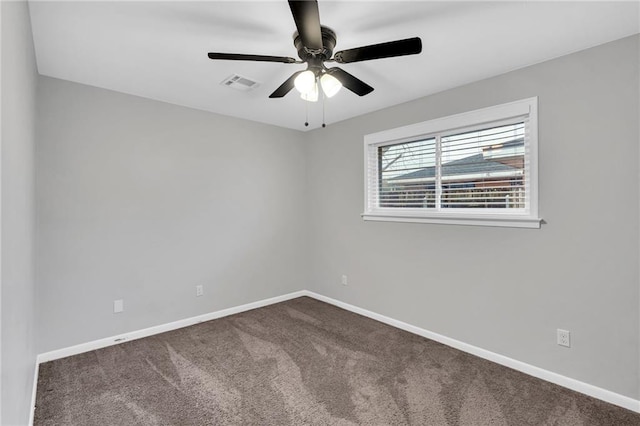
left=322, top=89, right=326, bottom=128
left=304, top=99, right=309, bottom=127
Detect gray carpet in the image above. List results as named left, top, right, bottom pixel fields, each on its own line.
left=35, top=296, right=640, bottom=425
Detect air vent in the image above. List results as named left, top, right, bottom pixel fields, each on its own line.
left=220, top=74, right=261, bottom=91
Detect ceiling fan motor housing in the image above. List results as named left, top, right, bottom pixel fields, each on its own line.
left=294, top=26, right=336, bottom=66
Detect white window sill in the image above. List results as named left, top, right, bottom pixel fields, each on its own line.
left=361, top=212, right=542, bottom=229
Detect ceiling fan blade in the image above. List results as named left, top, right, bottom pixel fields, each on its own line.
left=288, top=0, right=323, bottom=51
left=334, top=37, right=422, bottom=64
left=208, top=52, right=297, bottom=64
left=269, top=71, right=303, bottom=98
left=326, top=67, right=373, bottom=96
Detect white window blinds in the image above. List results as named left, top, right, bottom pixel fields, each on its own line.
left=364, top=98, right=540, bottom=228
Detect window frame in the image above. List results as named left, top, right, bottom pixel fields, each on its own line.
left=362, top=97, right=541, bottom=228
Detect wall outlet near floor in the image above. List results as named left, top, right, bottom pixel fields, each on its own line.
left=196, top=285, right=204, bottom=297
left=341, top=275, right=348, bottom=286
left=113, top=299, right=124, bottom=313
left=557, top=329, right=570, bottom=347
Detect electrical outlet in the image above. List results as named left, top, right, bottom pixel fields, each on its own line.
left=196, top=285, right=204, bottom=297
left=557, top=329, right=570, bottom=347
left=113, top=299, right=124, bottom=313
left=341, top=275, right=348, bottom=286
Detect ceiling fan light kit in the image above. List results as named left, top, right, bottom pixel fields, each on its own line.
left=207, top=0, right=422, bottom=125
left=293, top=69, right=342, bottom=101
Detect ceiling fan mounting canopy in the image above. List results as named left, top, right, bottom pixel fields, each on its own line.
left=207, top=0, right=422, bottom=99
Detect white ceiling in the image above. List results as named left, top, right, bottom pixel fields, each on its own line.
left=29, top=1, right=639, bottom=131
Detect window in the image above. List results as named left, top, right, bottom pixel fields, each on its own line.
left=363, top=98, right=541, bottom=228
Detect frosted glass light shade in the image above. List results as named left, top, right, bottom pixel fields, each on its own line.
left=294, top=70, right=316, bottom=94
left=321, top=73, right=342, bottom=98
left=300, top=82, right=319, bottom=102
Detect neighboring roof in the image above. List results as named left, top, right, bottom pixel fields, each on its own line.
left=390, top=153, right=518, bottom=182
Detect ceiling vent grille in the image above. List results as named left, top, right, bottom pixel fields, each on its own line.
left=220, top=74, right=261, bottom=91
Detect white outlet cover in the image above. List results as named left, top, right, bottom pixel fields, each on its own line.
left=557, top=329, right=571, bottom=347
left=113, top=299, right=124, bottom=313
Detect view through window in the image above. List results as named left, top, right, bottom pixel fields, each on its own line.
left=379, top=122, right=525, bottom=210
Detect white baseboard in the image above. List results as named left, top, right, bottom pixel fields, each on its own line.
left=28, top=361, right=39, bottom=426
left=37, top=290, right=306, bottom=364
left=304, top=290, right=640, bottom=414
left=32, top=289, right=640, bottom=419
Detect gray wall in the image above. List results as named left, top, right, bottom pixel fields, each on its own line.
left=306, top=35, right=640, bottom=399
left=1, top=0, right=38, bottom=424
left=36, top=77, right=308, bottom=353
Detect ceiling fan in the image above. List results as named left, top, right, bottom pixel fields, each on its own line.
left=207, top=0, right=422, bottom=102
